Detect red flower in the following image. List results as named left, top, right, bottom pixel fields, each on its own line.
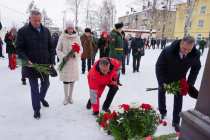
left=162, top=120, right=167, bottom=126
left=71, top=43, right=80, bottom=53
left=179, top=78, right=189, bottom=96
left=140, top=103, right=152, bottom=110
left=159, top=119, right=163, bottom=124
left=120, top=104, right=130, bottom=111
left=100, top=121, right=108, bottom=128
left=159, top=120, right=167, bottom=126
left=145, top=135, right=153, bottom=140
left=110, top=111, right=118, bottom=119
left=103, top=112, right=111, bottom=121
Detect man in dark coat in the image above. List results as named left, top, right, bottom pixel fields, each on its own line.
left=0, top=21, right=2, bottom=30
left=0, top=22, right=3, bottom=57
left=156, top=36, right=201, bottom=132
left=0, top=37, right=4, bottom=58
left=156, top=39, right=161, bottom=49
left=131, top=33, right=144, bottom=72
left=198, top=37, right=206, bottom=55
left=16, top=10, right=54, bottom=119
left=80, top=28, right=96, bottom=74
left=151, top=38, right=156, bottom=49
left=161, top=38, right=167, bottom=49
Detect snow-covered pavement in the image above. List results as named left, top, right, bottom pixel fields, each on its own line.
left=0, top=48, right=208, bottom=140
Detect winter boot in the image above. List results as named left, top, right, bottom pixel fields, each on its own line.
left=22, top=78, right=26, bottom=85
left=68, top=82, right=74, bottom=104
left=34, top=110, right=41, bottom=119
left=86, top=99, right=91, bottom=109
left=41, top=100, right=49, bottom=107
left=63, top=83, right=69, bottom=105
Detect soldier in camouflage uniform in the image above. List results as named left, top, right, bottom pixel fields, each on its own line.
left=109, top=22, right=124, bottom=85
left=109, top=22, right=124, bottom=61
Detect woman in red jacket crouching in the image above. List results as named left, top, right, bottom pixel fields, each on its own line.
left=86, top=57, right=121, bottom=116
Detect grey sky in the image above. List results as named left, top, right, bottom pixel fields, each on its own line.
left=0, top=0, right=186, bottom=29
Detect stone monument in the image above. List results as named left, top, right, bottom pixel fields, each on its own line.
left=179, top=49, right=210, bottom=140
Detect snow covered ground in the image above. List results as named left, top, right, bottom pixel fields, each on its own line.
left=0, top=48, right=208, bottom=140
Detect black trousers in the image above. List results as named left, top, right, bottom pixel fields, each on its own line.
left=82, top=58, right=91, bottom=73
left=91, top=52, right=97, bottom=65
left=87, top=85, right=118, bottom=112
left=102, top=85, right=118, bottom=111
left=199, top=47, right=204, bottom=54
left=152, top=44, right=156, bottom=49
left=121, top=55, right=126, bottom=74
left=0, top=46, right=3, bottom=57
left=161, top=44, right=166, bottom=49
left=158, top=87, right=183, bottom=124
left=21, top=67, right=26, bottom=82
left=133, top=55, right=141, bottom=71
left=157, top=44, right=160, bottom=49
left=28, top=76, right=50, bottom=112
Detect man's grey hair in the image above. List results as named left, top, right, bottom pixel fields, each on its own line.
left=99, top=58, right=110, bottom=66
left=182, top=36, right=195, bottom=44
left=30, top=10, right=41, bottom=17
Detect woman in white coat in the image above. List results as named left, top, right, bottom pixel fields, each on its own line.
left=56, top=21, right=83, bottom=105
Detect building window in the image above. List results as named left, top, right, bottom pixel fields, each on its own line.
left=200, top=6, right=207, bottom=15
left=198, top=20, right=204, bottom=28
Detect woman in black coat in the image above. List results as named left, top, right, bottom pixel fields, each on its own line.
left=98, top=32, right=109, bottom=58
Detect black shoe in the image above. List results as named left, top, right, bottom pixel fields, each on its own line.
left=33, top=111, right=41, bottom=119
left=133, top=70, right=136, bottom=73
left=161, top=113, right=167, bottom=119
left=121, top=69, right=125, bottom=74
left=137, top=70, right=139, bottom=72
left=118, top=82, right=122, bottom=86
left=22, top=80, right=26, bottom=85
left=41, top=100, right=49, bottom=107
left=172, top=123, right=180, bottom=132
left=86, top=99, right=91, bottom=110
left=92, top=111, right=99, bottom=116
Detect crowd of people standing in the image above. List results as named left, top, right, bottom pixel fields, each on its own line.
left=0, top=9, right=208, bottom=133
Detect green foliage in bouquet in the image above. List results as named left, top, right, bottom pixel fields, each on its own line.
left=164, top=81, right=180, bottom=95
left=17, top=59, right=50, bottom=75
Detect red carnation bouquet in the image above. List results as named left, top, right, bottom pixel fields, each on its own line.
left=58, top=42, right=80, bottom=71
left=146, top=78, right=189, bottom=96
left=97, top=103, right=161, bottom=139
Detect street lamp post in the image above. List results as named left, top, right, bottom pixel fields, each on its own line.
left=62, top=10, right=66, bottom=30
left=135, top=14, right=138, bottom=29
left=208, top=32, right=210, bottom=48
left=161, top=0, right=169, bottom=39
